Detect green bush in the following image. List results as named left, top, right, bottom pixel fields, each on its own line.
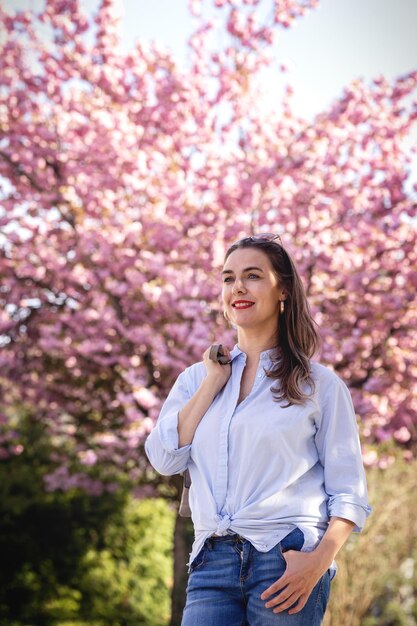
left=0, top=414, right=175, bottom=626
left=74, top=498, right=175, bottom=626
left=0, top=417, right=118, bottom=625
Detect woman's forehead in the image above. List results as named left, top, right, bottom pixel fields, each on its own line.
left=223, top=247, right=272, bottom=271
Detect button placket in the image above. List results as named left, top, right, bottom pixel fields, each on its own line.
left=213, top=355, right=246, bottom=511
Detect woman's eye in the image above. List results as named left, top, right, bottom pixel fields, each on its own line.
left=223, top=274, right=259, bottom=283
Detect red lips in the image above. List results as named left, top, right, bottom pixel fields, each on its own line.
left=232, top=300, right=255, bottom=308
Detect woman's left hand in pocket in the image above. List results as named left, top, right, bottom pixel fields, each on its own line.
left=260, top=549, right=330, bottom=615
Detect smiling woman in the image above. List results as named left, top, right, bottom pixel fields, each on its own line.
left=145, top=234, right=371, bottom=626
left=222, top=236, right=319, bottom=406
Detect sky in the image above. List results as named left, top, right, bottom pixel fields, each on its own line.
left=117, top=0, right=417, bottom=182
left=5, top=0, right=417, bottom=182
left=7, top=0, right=417, bottom=118
left=117, top=0, right=417, bottom=118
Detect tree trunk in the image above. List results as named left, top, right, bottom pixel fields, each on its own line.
left=169, top=476, right=194, bottom=626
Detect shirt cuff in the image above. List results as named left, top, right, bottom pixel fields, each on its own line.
left=327, top=494, right=372, bottom=531
left=157, top=412, right=192, bottom=455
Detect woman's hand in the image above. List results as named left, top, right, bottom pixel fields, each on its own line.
left=261, top=549, right=330, bottom=615
left=202, top=345, right=232, bottom=395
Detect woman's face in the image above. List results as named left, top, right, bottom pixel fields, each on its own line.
left=221, top=247, right=285, bottom=330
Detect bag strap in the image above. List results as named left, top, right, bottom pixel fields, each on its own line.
left=179, top=469, right=192, bottom=517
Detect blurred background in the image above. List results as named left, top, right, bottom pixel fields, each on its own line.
left=1, top=1, right=416, bottom=624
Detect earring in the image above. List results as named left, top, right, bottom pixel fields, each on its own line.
left=223, top=310, right=230, bottom=322
left=280, top=300, right=285, bottom=314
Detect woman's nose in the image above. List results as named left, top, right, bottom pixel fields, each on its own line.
left=232, top=279, right=246, bottom=294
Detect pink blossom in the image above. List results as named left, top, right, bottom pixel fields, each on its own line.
left=78, top=450, right=98, bottom=466
left=393, top=427, right=412, bottom=443
left=362, top=449, right=378, bottom=467
left=0, top=0, right=416, bottom=496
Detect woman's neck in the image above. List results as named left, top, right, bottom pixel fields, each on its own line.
left=236, top=331, right=278, bottom=365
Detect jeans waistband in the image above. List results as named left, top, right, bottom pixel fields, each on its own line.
left=209, top=533, right=245, bottom=543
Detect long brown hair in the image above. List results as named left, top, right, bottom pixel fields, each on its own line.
left=224, top=238, right=320, bottom=406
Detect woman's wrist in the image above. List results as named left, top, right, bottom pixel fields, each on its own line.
left=310, top=542, right=336, bottom=573
left=312, top=516, right=355, bottom=569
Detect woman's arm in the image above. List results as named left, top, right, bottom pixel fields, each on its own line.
left=178, top=345, right=232, bottom=446
left=311, top=516, right=355, bottom=570
left=261, top=517, right=355, bottom=615
left=145, top=345, right=232, bottom=474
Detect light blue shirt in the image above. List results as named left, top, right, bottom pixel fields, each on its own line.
left=145, top=344, right=371, bottom=573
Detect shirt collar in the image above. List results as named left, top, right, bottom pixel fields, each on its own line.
left=230, top=344, right=278, bottom=363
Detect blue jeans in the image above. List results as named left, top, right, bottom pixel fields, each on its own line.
left=181, top=528, right=331, bottom=626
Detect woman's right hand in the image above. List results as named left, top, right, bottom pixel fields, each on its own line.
left=202, top=345, right=232, bottom=395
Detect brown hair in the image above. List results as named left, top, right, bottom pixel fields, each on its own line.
left=224, top=238, right=320, bottom=406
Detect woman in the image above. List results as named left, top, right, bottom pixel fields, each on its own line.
left=145, top=234, right=371, bottom=625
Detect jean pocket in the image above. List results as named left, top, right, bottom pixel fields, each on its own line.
left=189, top=545, right=207, bottom=572
left=278, top=527, right=305, bottom=557
left=315, top=569, right=331, bottom=614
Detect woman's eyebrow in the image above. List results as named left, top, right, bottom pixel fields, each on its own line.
left=221, top=266, right=264, bottom=275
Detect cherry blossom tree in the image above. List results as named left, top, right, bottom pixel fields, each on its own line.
left=0, top=0, right=416, bottom=500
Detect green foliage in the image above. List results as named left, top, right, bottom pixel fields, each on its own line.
left=0, top=413, right=175, bottom=626
left=0, top=415, right=118, bottom=625
left=75, top=498, right=175, bottom=626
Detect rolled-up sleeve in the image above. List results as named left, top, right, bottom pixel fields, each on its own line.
left=145, top=369, right=192, bottom=476
left=314, top=372, right=372, bottom=531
